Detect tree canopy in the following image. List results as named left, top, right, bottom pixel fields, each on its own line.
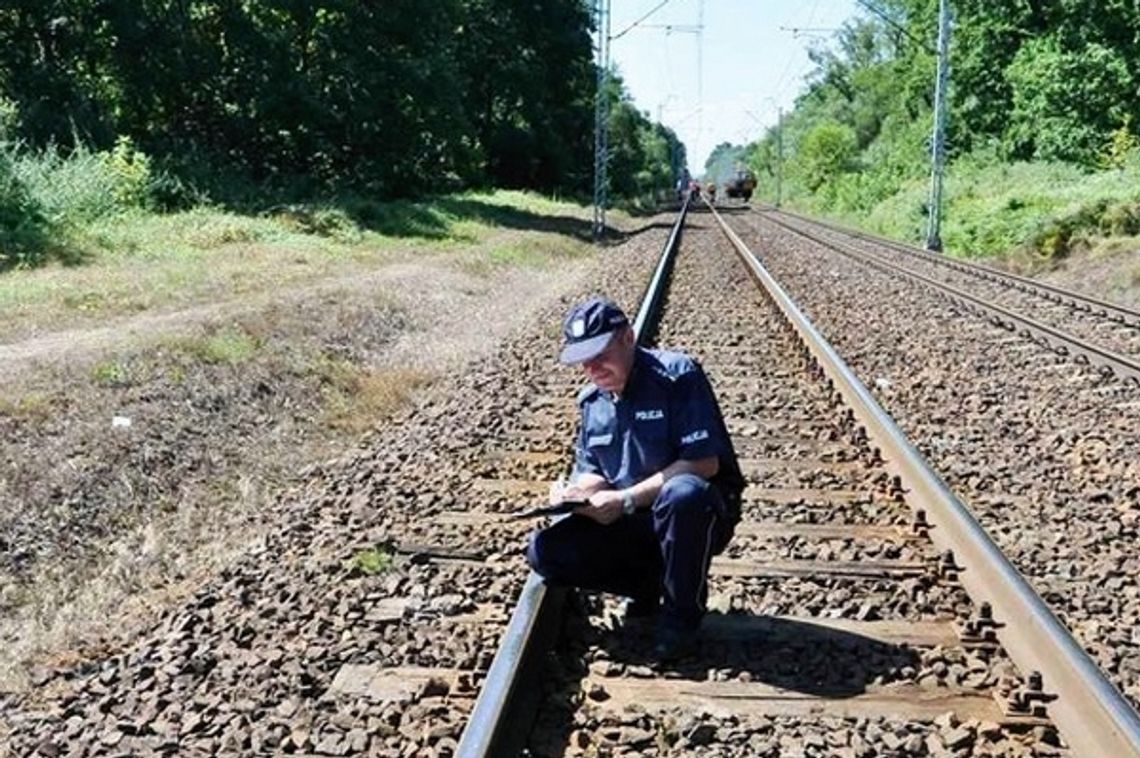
left=731, top=0, right=1140, bottom=212
left=0, top=0, right=681, bottom=204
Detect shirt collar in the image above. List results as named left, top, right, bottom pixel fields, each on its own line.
left=611, top=347, right=648, bottom=403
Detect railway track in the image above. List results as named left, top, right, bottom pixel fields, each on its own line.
left=4, top=201, right=1138, bottom=757
left=754, top=208, right=1140, bottom=382
left=458, top=202, right=1140, bottom=756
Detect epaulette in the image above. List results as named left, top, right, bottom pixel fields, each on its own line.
left=576, top=382, right=600, bottom=405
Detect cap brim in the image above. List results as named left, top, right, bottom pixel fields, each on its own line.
left=559, top=332, right=615, bottom=365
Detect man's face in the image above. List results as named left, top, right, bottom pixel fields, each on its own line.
left=581, top=327, right=635, bottom=393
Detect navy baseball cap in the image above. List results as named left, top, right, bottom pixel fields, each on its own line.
left=559, top=297, right=630, bottom=364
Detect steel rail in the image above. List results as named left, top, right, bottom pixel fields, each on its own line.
left=756, top=210, right=1140, bottom=383
left=769, top=207, right=1140, bottom=327
left=455, top=203, right=689, bottom=758
left=708, top=201, right=1140, bottom=758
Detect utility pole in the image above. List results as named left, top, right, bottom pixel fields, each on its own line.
left=775, top=107, right=783, bottom=208
left=925, top=0, right=951, bottom=252
left=696, top=0, right=704, bottom=158
left=593, top=0, right=611, bottom=240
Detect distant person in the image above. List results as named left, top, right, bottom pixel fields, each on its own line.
left=527, top=297, right=744, bottom=661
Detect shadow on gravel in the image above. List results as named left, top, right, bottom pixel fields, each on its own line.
left=529, top=604, right=923, bottom=755
left=621, top=613, right=924, bottom=698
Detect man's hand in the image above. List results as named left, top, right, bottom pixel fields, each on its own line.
left=548, top=477, right=589, bottom=505
left=574, top=489, right=624, bottom=525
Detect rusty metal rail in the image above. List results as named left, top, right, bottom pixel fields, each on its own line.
left=756, top=209, right=1140, bottom=383
left=708, top=201, right=1140, bottom=758
left=454, top=203, right=689, bottom=758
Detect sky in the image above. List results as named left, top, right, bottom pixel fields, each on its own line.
left=604, top=0, right=863, bottom=172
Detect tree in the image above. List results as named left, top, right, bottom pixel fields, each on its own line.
left=1004, top=36, right=1133, bottom=163
left=795, top=122, right=858, bottom=192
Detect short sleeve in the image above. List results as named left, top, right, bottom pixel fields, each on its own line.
left=673, top=367, right=727, bottom=461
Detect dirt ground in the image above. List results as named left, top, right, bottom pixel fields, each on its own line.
left=998, top=236, right=1140, bottom=310
left=0, top=225, right=620, bottom=693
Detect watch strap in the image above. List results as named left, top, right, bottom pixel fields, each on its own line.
left=621, top=489, right=636, bottom=516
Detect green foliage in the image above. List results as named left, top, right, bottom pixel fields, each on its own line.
left=104, top=136, right=151, bottom=208
left=795, top=122, right=859, bottom=193
left=723, top=0, right=1140, bottom=258
left=600, top=71, right=685, bottom=207
left=0, top=143, right=52, bottom=268
left=91, top=360, right=132, bottom=387
left=1005, top=38, right=1132, bottom=164
left=854, top=155, right=1140, bottom=260
left=1101, top=117, right=1139, bottom=171
left=0, top=98, right=18, bottom=142
left=348, top=546, right=394, bottom=576
left=175, top=328, right=261, bottom=366
left=0, top=0, right=610, bottom=203
left=12, top=140, right=154, bottom=225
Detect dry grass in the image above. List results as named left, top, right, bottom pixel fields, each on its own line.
left=1031, top=235, right=1140, bottom=309
left=0, top=476, right=273, bottom=692
left=0, top=392, right=52, bottom=422
left=0, top=193, right=608, bottom=696
left=0, top=190, right=602, bottom=344
left=319, top=362, right=433, bottom=434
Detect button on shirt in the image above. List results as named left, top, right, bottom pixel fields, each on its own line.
left=574, top=347, right=729, bottom=488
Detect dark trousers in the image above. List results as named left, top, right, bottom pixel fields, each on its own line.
left=526, top=473, right=729, bottom=630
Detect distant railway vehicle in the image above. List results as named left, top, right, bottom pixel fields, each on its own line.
left=706, top=181, right=716, bottom=201
left=724, top=169, right=757, bottom=201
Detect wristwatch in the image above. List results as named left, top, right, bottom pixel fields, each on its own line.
left=621, top=489, right=636, bottom=516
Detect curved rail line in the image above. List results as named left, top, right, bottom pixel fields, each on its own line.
left=753, top=209, right=1140, bottom=384
left=457, top=201, right=1140, bottom=757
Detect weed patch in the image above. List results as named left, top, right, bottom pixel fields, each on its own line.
left=270, top=205, right=362, bottom=242
left=91, top=360, right=133, bottom=387
left=172, top=328, right=261, bottom=365
left=347, top=545, right=394, bottom=576
left=0, top=392, right=52, bottom=421
left=316, top=358, right=431, bottom=433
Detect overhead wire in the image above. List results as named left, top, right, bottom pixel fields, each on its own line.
left=770, top=0, right=823, bottom=102
left=611, top=0, right=675, bottom=41
left=853, top=0, right=933, bottom=52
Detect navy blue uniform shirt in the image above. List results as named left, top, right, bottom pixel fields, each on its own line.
left=574, top=347, right=730, bottom=488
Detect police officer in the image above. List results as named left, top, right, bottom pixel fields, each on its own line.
left=527, top=297, right=743, bottom=661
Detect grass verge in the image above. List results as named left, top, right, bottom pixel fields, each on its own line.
left=0, top=189, right=605, bottom=343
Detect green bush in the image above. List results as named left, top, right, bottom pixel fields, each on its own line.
left=104, top=136, right=152, bottom=208
left=794, top=122, right=859, bottom=193
left=0, top=143, right=52, bottom=268
left=13, top=138, right=155, bottom=225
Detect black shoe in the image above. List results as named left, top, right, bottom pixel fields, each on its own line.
left=625, top=596, right=661, bottom=619
left=652, top=625, right=699, bottom=662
